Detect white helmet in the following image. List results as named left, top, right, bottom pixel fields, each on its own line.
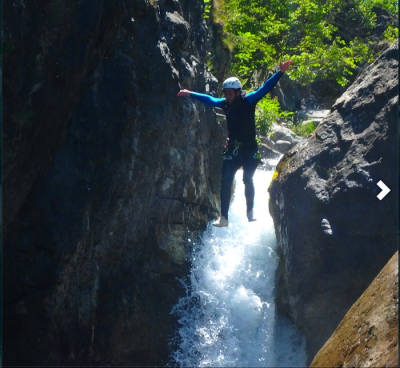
left=223, top=77, right=241, bottom=89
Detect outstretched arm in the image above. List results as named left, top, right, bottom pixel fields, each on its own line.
left=177, top=89, right=224, bottom=108
left=247, top=60, right=292, bottom=105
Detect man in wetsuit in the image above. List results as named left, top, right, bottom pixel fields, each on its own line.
left=177, top=60, right=292, bottom=227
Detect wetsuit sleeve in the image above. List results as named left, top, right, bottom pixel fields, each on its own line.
left=246, top=70, right=284, bottom=105
left=190, top=92, right=225, bottom=108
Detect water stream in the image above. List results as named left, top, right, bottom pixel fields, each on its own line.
left=170, top=164, right=307, bottom=367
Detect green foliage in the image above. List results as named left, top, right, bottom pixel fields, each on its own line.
left=204, top=0, right=212, bottom=19
left=360, top=0, right=399, bottom=17
left=217, top=0, right=398, bottom=87
left=384, top=25, right=399, bottom=41
left=255, top=94, right=293, bottom=136
left=291, top=121, right=318, bottom=137
left=287, top=37, right=372, bottom=86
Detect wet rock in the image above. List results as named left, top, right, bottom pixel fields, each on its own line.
left=259, top=143, right=281, bottom=160
left=257, top=136, right=282, bottom=163
left=257, top=143, right=282, bottom=171
left=269, top=122, right=299, bottom=144
left=310, top=251, right=398, bottom=368
left=297, top=109, right=331, bottom=127
left=274, top=140, right=292, bottom=154
left=268, top=41, right=398, bottom=362
left=259, top=135, right=277, bottom=149
left=156, top=223, right=189, bottom=265
left=3, top=0, right=224, bottom=366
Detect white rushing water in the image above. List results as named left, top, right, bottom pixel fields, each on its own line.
left=170, top=166, right=307, bottom=367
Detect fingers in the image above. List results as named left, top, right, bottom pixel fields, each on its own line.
left=177, top=90, right=190, bottom=97
left=280, top=60, right=292, bottom=67
left=280, top=59, right=292, bottom=72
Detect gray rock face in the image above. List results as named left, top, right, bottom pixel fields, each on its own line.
left=268, top=123, right=301, bottom=153
left=274, top=140, right=292, bottom=153
left=268, top=41, right=398, bottom=362
left=207, top=20, right=231, bottom=83
left=297, top=109, right=331, bottom=126
left=259, top=143, right=281, bottom=159
left=310, top=251, right=398, bottom=367
left=3, top=0, right=224, bottom=366
left=270, top=123, right=299, bottom=143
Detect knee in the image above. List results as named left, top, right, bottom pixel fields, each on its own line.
left=243, top=175, right=253, bottom=185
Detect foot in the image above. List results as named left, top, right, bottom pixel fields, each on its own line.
left=247, top=210, right=257, bottom=222
left=213, top=216, right=228, bottom=227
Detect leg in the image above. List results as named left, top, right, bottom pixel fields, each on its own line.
left=242, top=157, right=259, bottom=213
left=220, top=158, right=241, bottom=219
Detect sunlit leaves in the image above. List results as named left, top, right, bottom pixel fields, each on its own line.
left=384, top=25, right=399, bottom=40
left=204, top=0, right=212, bottom=18
left=255, top=95, right=294, bottom=136
left=217, top=0, right=398, bottom=87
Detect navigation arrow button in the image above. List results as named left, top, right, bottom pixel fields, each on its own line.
left=377, top=180, right=391, bottom=200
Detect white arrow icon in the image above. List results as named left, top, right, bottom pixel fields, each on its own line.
left=377, top=180, right=391, bottom=200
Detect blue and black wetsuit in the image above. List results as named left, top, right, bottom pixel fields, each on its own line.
left=190, top=70, right=284, bottom=219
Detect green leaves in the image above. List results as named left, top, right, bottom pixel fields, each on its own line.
left=255, top=95, right=293, bottom=136
left=384, top=25, right=399, bottom=41
left=204, top=0, right=212, bottom=19
left=216, top=0, right=398, bottom=87
left=291, top=121, right=318, bottom=137
left=287, top=36, right=371, bottom=85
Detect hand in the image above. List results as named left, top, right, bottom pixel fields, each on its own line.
left=177, top=89, right=191, bottom=97
left=280, top=60, right=292, bottom=73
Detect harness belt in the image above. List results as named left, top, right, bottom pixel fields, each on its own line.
left=221, top=139, right=260, bottom=160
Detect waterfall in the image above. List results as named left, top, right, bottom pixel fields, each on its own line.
left=170, top=164, right=307, bottom=367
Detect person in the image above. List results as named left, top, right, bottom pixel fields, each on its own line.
left=177, top=60, right=292, bottom=227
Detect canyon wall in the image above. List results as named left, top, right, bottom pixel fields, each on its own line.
left=3, top=0, right=225, bottom=365
left=268, top=41, right=398, bottom=362
left=311, top=251, right=398, bottom=368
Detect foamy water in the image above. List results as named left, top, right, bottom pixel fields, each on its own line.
left=170, top=166, right=307, bottom=367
